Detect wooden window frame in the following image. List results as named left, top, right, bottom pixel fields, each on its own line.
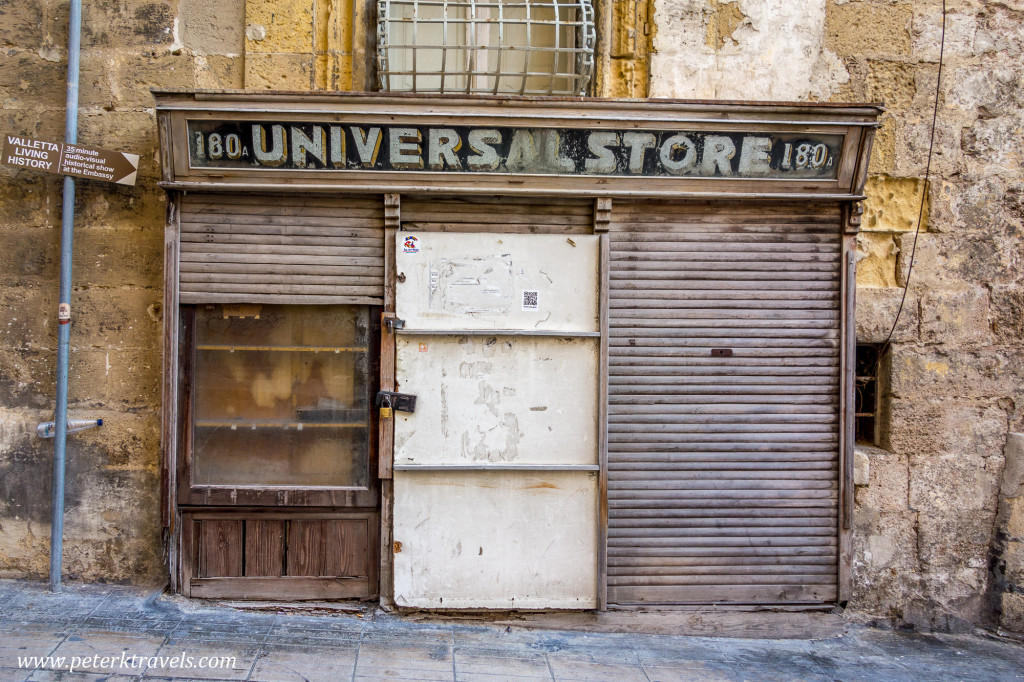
left=176, top=304, right=383, bottom=509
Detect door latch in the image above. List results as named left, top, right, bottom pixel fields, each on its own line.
left=375, top=390, right=416, bottom=414
left=384, top=317, right=406, bottom=333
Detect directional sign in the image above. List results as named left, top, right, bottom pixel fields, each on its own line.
left=2, top=135, right=139, bottom=186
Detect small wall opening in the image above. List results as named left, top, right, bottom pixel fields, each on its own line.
left=855, top=343, right=882, bottom=445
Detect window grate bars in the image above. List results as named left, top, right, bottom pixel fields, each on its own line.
left=377, top=0, right=595, bottom=96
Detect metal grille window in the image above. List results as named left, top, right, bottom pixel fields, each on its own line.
left=377, top=0, right=596, bottom=95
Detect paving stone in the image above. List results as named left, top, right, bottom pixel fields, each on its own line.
left=356, top=644, right=454, bottom=672
left=257, top=636, right=361, bottom=653
left=165, top=622, right=271, bottom=648
left=76, top=618, right=179, bottom=636
left=455, top=673, right=553, bottom=682
left=361, top=628, right=455, bottom=648
left=453, top=650, right=552, bottom=678
left=635, top=642, right=731, bottom=667
left=727, top=651, right=829, bottom=680
left=354, top=667, right=454, bottom=681
left=46, top=633, right=164, bottom=674
left=0, top=630, right=69, bottom=652
left=143, top=644, right=257, bottom=681
left=248, top=650, right=356, bottom=682
left=0, top=644, right=68, bottom=675
left=546, top=655, right=649, bottom=681
left=25, top=673, right=138, bottom=682
left=267, top=620, right=363, bottom=641
left=641, top=665, right=737, bottom=682
left=729, top=668, right=831, bottom=682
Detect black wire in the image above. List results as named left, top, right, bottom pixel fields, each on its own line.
left=875, top=0, right=947, bottom=362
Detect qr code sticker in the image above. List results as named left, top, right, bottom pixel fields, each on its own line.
left=522, top=290, right=539, bottom=311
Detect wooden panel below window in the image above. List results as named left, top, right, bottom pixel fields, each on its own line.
left=322, top=519, right=369, bottom=577
left=285, top=520, right=366, bottom=577
left=184, top=512, right=378, bottom=600
left=197, top=520, right=243, bottom=578
left=244, top=520, right=285, bottom=577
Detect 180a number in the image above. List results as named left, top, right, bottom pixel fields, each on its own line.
left=193, top=132, right=245, bottom=160
left=782, top=142, right=829, bottom=170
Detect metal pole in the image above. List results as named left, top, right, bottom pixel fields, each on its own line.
left=50, top=0, right=82, bottom=592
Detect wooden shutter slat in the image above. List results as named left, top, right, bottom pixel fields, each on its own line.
left=180, top=243, right=382, bottom=258
left=606, top=201, right=841, bottom=606
left=399, top=196, right=594, bottom=235
left=178, top=193, right=384, bottom=305
left=181, top=233, right=382, bottom=247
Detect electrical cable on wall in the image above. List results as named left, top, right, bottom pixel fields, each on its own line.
left=877, top=1, right=947, bottom=357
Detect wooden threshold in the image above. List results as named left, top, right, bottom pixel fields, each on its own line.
left=189, top=576, right=370, bottom=601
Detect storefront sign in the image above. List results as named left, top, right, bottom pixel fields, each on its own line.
left=2, top=135, right=139, bottom=185
left=187, top=121, right=843, bottom=180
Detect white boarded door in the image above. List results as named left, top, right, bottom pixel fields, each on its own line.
left=392, top=232, right=600, bottom=609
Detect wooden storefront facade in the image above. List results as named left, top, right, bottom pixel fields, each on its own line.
left=156, top=91, right=879, bottom=608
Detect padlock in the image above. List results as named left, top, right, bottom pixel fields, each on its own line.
left=379, top=395, right=393, bottom=419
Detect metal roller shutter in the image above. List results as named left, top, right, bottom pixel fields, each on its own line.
left=400, top=195, right=594, bottom=234
left=606, top=201, right=842, bottom=605
left=178, top=194, right=384, bottom=305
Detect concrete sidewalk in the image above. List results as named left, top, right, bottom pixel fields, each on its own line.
left=1, top=579, right=1022, bottom=681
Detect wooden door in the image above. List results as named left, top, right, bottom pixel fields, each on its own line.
left=605, top=201, right=842, bottom=605
left=388, top=225, right=602, bottom=610
left=172, top=194, right=385, bottom=600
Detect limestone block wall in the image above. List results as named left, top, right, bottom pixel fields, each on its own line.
left=652, top=0, right=1024, bottom=631
left=0, top=0, right=245, bottom=582
left=994, top=434, right=1024, bottom=632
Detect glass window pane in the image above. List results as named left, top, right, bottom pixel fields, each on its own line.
left=191, top=304, right=372, bottom=488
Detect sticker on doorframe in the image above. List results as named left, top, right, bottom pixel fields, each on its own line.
left=522, top=290, right=539, bottom=311
left=402, top=235, right=420, bottom=253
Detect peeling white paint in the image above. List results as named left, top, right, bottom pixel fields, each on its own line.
left=393, top=471, right=598, bottom=609
left=651, top=0, right=849, bottom=101
left=396, top=232, right=600, bottom=333
left=394, top=336, right=598, bottom=466
left=168, top=17, right=184, bottom=54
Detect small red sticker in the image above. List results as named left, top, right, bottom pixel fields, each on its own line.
left=402, top=235, right=420, bottom=253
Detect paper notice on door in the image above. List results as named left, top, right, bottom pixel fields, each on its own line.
left=427, top=256, right=514, bottom=316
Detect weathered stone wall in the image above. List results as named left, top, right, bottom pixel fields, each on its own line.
left=0, top=0, right=245, bottom=582
left=994, top=434, right=1024, bottom=632
left=652, top=0, right=1024, bottom=631
left=597, top=0, right=655, bottom=97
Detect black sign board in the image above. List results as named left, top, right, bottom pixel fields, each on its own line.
left=187, top=121, right=843, bottom=180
